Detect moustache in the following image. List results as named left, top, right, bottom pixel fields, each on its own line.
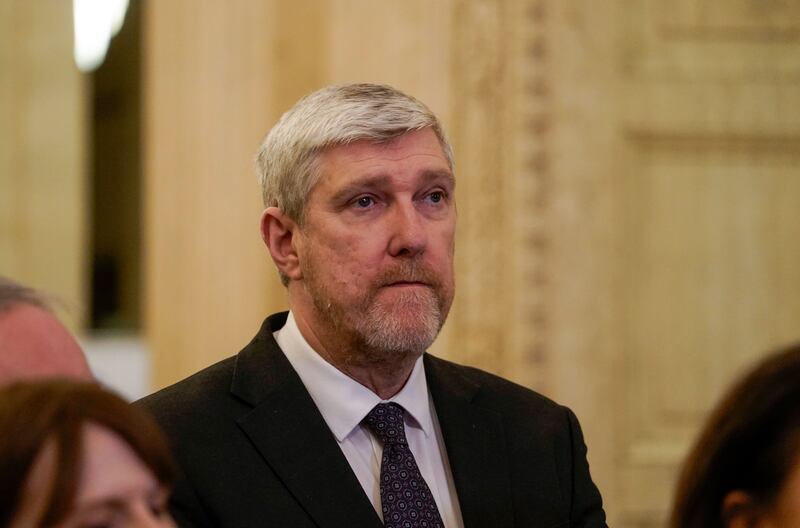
left=373, top=261, right=443, bottom=290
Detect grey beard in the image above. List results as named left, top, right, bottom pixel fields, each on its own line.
left=307, top=281, right=445, bottom=364
left=358, top=286, right=442, bottom=356
left=302, top=255, right=452, bottom=364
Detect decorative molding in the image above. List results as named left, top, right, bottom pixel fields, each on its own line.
left=624, top=129, right=800, bottom=153
left=521, top=0, right=551, bottom=374
left=625, top=1, right=800, bottom=80
left=656, top=0, right=800, bottom=42
left=659, top=27, right=800, bottom=42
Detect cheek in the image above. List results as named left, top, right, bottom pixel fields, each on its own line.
left=779, top=482, right=800, bottom=525
left=764, top=464, right=800, bottom=527
left=432, top=227, right=456, bottom=269
left=436, top=217, right=456, bottom=253
left=314, top=235, right=380, bottom=285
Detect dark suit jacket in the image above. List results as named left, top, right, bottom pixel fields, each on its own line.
left=138, top=312, right=606, bottom=527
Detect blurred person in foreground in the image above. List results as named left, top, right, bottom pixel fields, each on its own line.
left=0, top=380, right=176, bottom=527
left=0, top=277, right=92, bottom=383
left=671, top=344, right=800, bottom=528
left=139, top=83, right=606, bottom=527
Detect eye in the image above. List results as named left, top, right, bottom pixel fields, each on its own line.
left=71, top=507, right=120, bottom=528
left=355, top=196, right=375, bottom=208
left=150, top=502, right=170, bottom=518
left=149, top=490, right=172, bottom=517
left=76, top=515, right=116, bottom=528
left=149, top=499, right=167, bottom=515
left=427, top=191, right=446, bottom=204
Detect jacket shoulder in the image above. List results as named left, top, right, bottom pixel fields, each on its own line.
left=136, top=355, right=240, bottom=427
left=136, top=312, right=290, bottom=424
left=425, top=354, right=565, bottom=415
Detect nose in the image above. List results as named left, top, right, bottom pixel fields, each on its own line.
left=387, top=201, right=427, bottom=258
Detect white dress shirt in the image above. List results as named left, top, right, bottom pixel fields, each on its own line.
left=275, top=311, right=464, bottom=528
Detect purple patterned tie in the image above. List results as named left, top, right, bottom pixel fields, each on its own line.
left=363, top=403, right=445, bottom=528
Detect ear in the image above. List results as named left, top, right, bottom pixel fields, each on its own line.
left=722, top=490, right=763, bottom=528
left=260, top=207, right=303, bottom=281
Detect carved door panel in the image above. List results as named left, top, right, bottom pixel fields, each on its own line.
left=446, top=2, right=800, bottom=526
left=609, top=1, right=800, bottom=525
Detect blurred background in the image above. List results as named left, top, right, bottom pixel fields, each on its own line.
left=2, top=1, right=799, bottom=525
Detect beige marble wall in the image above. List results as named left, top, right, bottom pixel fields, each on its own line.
left=0, top=1, right=88, bottom=330
left=611, top=2, right=800, bottom=524
left=144, top=1, right=286, bottom=387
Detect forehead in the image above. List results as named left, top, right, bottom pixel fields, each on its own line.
left=75, top=423, right=158, bottom=503
left=314, top=128, right=452, bottom=189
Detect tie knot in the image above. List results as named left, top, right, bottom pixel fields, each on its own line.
left=363, top=403, right=408, bottom=445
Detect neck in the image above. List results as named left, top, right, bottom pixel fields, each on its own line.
left=337, top=356, right=418, bottom=400
left=291, top=307, right=420, bottom=400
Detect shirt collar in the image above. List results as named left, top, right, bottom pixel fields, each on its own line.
left=274, top=311, right=434, bottom=442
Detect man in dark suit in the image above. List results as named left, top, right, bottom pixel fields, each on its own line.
left=139, top=84, right=606, bottom=527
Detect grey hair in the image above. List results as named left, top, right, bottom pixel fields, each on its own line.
left=0, top=277, right=50, bottom=314
left=255, top=83, right=454, bottom=225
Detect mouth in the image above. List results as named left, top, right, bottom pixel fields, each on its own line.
left=384, top=281, right=429, bottom=288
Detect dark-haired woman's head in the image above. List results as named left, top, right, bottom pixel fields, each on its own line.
left=671, top=344, right=800, bottom=528
left=0, top=380, right=176, bottom=527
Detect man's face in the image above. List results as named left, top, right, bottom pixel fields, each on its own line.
left=294, top=127, right=456, bottom=360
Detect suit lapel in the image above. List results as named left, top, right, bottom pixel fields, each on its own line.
left=231, top=314, right=382, bottom=528
left=425, top=355, right=515, bottom=528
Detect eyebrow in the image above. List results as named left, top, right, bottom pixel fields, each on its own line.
left=71, top=498, right=127, bottom=515
left=329, top=169, right=455, bottom=204
left=71, top=487, right=168, bottom=514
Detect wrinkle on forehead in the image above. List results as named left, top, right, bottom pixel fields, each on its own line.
left=322, top=128, right=448, bottom=166
left=312, top=129, right=453, bottom=198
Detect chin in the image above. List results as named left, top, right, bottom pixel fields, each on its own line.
left=360, top=310, right=441, bottom=355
